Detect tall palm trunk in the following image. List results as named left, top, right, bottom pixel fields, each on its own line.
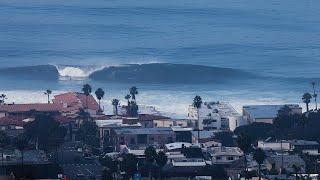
left=1, top=151, right=3, bottom=174
left=21, top=150, right=24, bottom=173
left=313, top=84, right=318, bottom=110
left=244, top=154, right=248, bottom=180
left=306, top=103, right=309, bottom=112
left=98, top=99, right=101, bottom=112
left=47, top=94, right=50, bottom=104
left=258, top=164, right=261, bottom=180
left=115, top=106, right=118, bottom=115
left=197, top=108, right=200, bottom=143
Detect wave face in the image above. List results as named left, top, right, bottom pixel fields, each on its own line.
left=0, top=65, right=59, bottom=80
left=0, top=63, right=255, bottom=83
left=89, top=63, right=255, bottom=83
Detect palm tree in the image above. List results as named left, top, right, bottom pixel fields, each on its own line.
left=0, top=94, right=6, bottom=105
left=129, top=86, right=138, bottom=101
left=312, top=81, right=318, bottom=110
left=236, top=133, right=251, bottom=180
left=145, top=146, right=157, bottom=180
left=253, top=148, right=266, bottom=180
left=193, top=95, right=202, bottom=143
left=302, top=93, right=312, bottom=112
left=125, top=94, right=131, bottom=106
left=95, top=88, right=105, bottom=112
left=44, top=89, right=52, bottom=104
left=82, top=84, right=92, bottom=111
left=112, top=99, right=120, bottom=115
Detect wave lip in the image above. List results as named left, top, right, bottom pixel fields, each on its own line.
left=89, top=63, right=256, bottom=83
left=54, top=65, right=106, bottom=79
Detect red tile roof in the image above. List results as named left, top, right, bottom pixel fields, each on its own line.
left=0, top=103, right=62, bottom=113
left=53, top=115, right=74, bottom=124
left=53, top=92, right=99, bottom=112
left=0, top=116, right=27, bottom=127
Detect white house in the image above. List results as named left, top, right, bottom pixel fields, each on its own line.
left=209, top=146, right=244, bottom=165
left=188, top=101, right=247, bottom=131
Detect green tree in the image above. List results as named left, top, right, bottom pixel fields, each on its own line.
left=302, top=93, right=312, bottom=112
left=44, top=89, right=52, bottom=104
left=292, top=164, right=301, bottom=180
left=82, top=84, right=92, bottom=111
left=0, top=131, right=10, bottom=173
left=145, top=146, right=157, bottom=179
left=126, top=101, right=139, bottom=117
left=112, top=99, right=120, bottom=115
left=24, top=114, right=66, bottom=151
left=204, top=165, right=228, bottom=180
left=129, top=86, right=138, bottom=100
left=95, top=88, right=105, bottom=113
left=253, top=148, right=266, bottom=180
left=312, top=81, right=318, bottom=110
left=15, top=134, right=28, bottom=170
left=0, top=94, right=6, bottom=104
left=102, top=168, right=113, bottom=180
left=193, top=95, right=202, bottom=143
left=125, top=94, right=131, bottom=106
left=77, top=121, right=99, bottom=148
left=122, top=153, right=138, bottom=179
left=100, top=155, right=118, bottom=178
left=236, top=133, right=251, bottom=180
left=155, top=151, right=167, bottom=179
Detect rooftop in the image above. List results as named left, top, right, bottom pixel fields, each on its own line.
left=290, top=140, right=319, bottom=146
left=267, top=154, right=305, bottom=165
left=0, top=103, right=61, bottom=113
left=95, top=119, right=141, bottom=128
left=114, top=127, right=173, bottom=135
left=165, top=142, right=192, bottom=151
left=138, top=114, right=170, bottom=121
left=209, top=146, right=243, bottom=156
left=53, top=92, right=99, bottom=111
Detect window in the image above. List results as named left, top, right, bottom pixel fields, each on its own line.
left=216, top=156, right=221, bottom=160
left=227, top=157, right=234, bottom=161
left=137, top=134, right=147, bottom=144
left=130, top=138, right=136, bottom=144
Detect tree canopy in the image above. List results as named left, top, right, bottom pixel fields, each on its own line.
left=24, top=114, right=66, bottom=151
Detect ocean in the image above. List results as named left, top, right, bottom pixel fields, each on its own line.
left=0, top=0, right=319, bottom=117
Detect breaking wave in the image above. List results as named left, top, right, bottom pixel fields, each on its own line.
left=0, top=63, right=259, bottom=83
left=54, top=65, right=106, bottom=78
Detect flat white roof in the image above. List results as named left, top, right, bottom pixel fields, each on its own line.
left=165, top=142, right=192, bottom=150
